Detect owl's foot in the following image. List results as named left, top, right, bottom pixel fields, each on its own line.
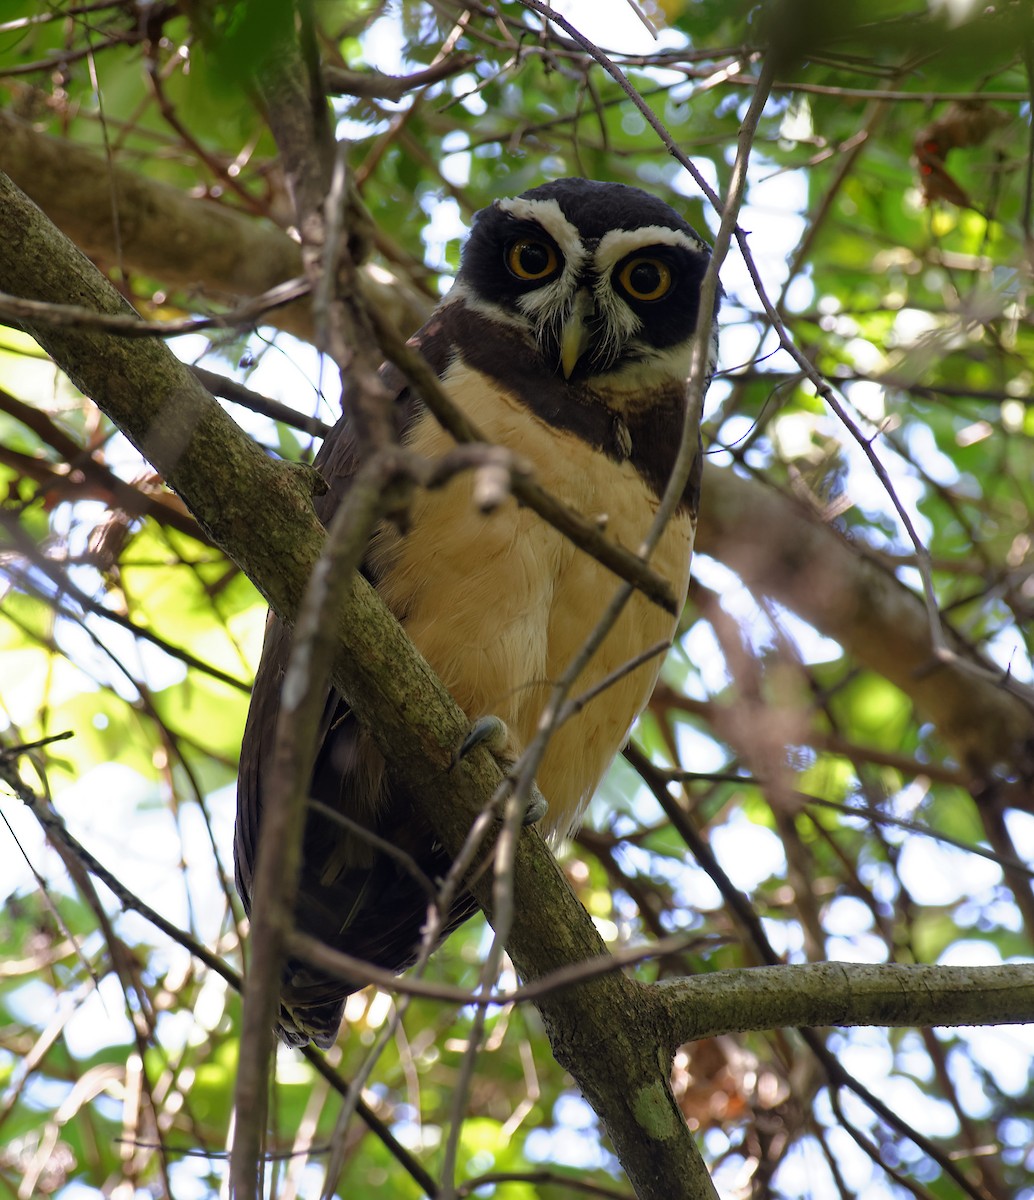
left=457, top=715, right=548, bottom=825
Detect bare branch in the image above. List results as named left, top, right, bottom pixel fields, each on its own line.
left=0, top=110, right=431, bottom=344
left=323, top=56, right=478, bottom=99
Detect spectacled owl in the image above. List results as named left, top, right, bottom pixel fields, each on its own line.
left=235, top=177, right=718, bottom=1047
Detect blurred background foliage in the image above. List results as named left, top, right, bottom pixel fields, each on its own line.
left=0, top=1, right=1033, bottom=1197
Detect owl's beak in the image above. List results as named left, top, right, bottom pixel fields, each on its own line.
left=560, top=290, right=593, bottom=379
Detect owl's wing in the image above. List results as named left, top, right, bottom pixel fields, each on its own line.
left=234, top=316, right=477, bottom=1048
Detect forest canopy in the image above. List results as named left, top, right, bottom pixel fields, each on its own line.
left=0, top=2, right=1033, bottom=1199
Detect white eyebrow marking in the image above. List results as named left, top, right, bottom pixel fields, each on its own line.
left=495, top=196, right=587, bottom=272
left=582, top=228, right=698, bottom=370
left=593, top=225, right=706, bottom=275
left=494, top=197, right=590, bottom=357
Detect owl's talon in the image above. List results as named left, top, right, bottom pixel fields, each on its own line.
left=458, top=714, right=509, bottom=761
left=457, top=716, right=548, bottom=826
left=521, top=785, right=549, bottom=826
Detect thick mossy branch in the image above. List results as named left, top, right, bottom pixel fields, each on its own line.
left=0, top=169, right=716, bottom=1200
left=8, top=169, right=1034, bottom=1200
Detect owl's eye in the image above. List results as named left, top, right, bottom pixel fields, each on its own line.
left=506, top=238, right=559, bottom=281
left=617, top=257, right=672, bottom=301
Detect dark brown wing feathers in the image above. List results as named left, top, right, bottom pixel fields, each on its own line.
left=233, top=317, right=474, bottom=1048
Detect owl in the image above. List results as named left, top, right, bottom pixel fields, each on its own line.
left=235, top=177, right=717, bottom=1047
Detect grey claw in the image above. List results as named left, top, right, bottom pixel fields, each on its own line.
left=522, top=785, right=548, bottom=826
left=457, top=715, right=508, bottom=762
left=455, top=716, right=549, bottom=826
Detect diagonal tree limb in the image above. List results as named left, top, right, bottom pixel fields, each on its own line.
left=694, top=465, right=1034, bottom=784
left=0, top=109, right=431, bottom=343
left=0, top=169, right=719, bottom=1200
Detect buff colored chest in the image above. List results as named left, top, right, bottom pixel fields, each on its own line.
left=367, top=358, right=694, bottom=839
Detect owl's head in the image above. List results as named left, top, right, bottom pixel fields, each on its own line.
left=452, top=177, right=716, bottom=391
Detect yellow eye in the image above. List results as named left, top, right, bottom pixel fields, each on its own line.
left=506, top=238, right=559, bottom=281
left=618, top=257, right=672, bottom=301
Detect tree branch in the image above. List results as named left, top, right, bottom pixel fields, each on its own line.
left=323, top=56, right=478, bottom=100
left=0, top=170, right=716, bottom=1200
left=656, top=961, right=1034, bottom=1044
left=0, top=109, right=430, bottom=343
left=694, top=464, right=1034, bottom=784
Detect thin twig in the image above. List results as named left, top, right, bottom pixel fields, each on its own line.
left=3, top=751, right=240, bottom=987
left=324, top=55, right=478, bottom=100
left=0, top=278, right=310, bottom=337
left=192, top=366, right=332, bottom=438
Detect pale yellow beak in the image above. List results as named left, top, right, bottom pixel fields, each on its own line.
left=560, top=290, right=593, bottom=379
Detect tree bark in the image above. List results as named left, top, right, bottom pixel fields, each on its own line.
left=656, top=961, right=1034, bottom=1043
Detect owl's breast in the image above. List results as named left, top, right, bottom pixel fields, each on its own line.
left=367, top=359, right=695, bottom=838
